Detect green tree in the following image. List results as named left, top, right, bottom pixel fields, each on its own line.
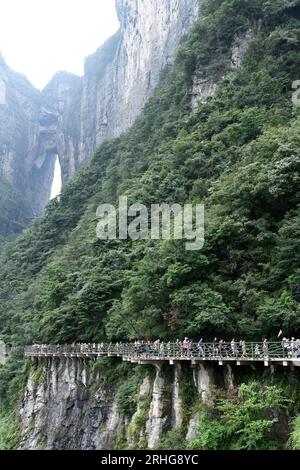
left=188, top=382, right=289, bottom=450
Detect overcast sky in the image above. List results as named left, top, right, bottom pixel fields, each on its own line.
left=0, top=0, right=119, bottom=90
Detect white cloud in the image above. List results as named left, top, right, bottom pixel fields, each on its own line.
left=0, top=0, right=119, bottom=89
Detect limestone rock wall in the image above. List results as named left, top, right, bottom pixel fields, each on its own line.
left=0, top=1, right=201, bottom=237
left=0, top=55, right=52, bottom=228
left=19, top=358, right=123, bottom=450
left=18, top=359, right=238, bottom=450
left=63, top=0, right=202, bottom=180
left=190, top=30, right=253, bottom=111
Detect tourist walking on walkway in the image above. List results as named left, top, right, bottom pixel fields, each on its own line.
left=231, top=339, right=237, bottom=357
left=197, top=338, right=205, bottom=358
left=182, top=337, right=190, bottom=357
left=282, top=338, right=290, bottom=357
left=175, top=339, right=181, bottom=357
left=218, top=340, right=225, bottom=358
left=263, top=339, right=269, bottom=358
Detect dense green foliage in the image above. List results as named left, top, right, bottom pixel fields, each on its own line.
left=188, top=382, right=289, bottom=450
left=0, top=354, right=31, bottom=449
left=289, top=415, right=300, bottom=449
left=156, top=379, right=294, bottom=451
left=156, top=428, right=188, bottom=451
left=116, top=367, right=146, bottom=416
left=1, top=0, right=300, bottom=450
left=0, top=178, right=32, bottom=243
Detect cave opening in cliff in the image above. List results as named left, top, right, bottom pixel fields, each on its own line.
left=50, top=155, right=62, bottom=199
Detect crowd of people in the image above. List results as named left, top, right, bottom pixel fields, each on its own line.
left=28, top=336, right=300, bottom=359
left=129, top=337, right=300, bottom=359
left=281, top=337, right=300, bottom=358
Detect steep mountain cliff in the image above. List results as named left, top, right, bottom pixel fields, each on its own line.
left=0, top=0, right=200, bottom=239
left=41, top=0, right=201, bottom=182
left=1, top=0, right=300, bottom=451
left=0, top=56, right=53, bottom=238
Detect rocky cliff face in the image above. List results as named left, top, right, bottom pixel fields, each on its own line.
left=0, top=57, right=83, bottom=235
left=19, top=358, right=294, bottom=450
left=56, top=0, right=201, bottom=181
left=0, top=56, right=53, bottom=234
left=0, top=0, right=201, bottom=238
left=41, top=72, right=82, bottom=184
left=18, top=358, right=254, bottom=450
left=19, top=358, right=123, bottom=450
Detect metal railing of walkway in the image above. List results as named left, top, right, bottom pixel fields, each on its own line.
left=24, top=342, right=300, bottom=367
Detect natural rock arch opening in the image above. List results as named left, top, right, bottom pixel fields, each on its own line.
left=50, top=155, right=62, bottom=199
